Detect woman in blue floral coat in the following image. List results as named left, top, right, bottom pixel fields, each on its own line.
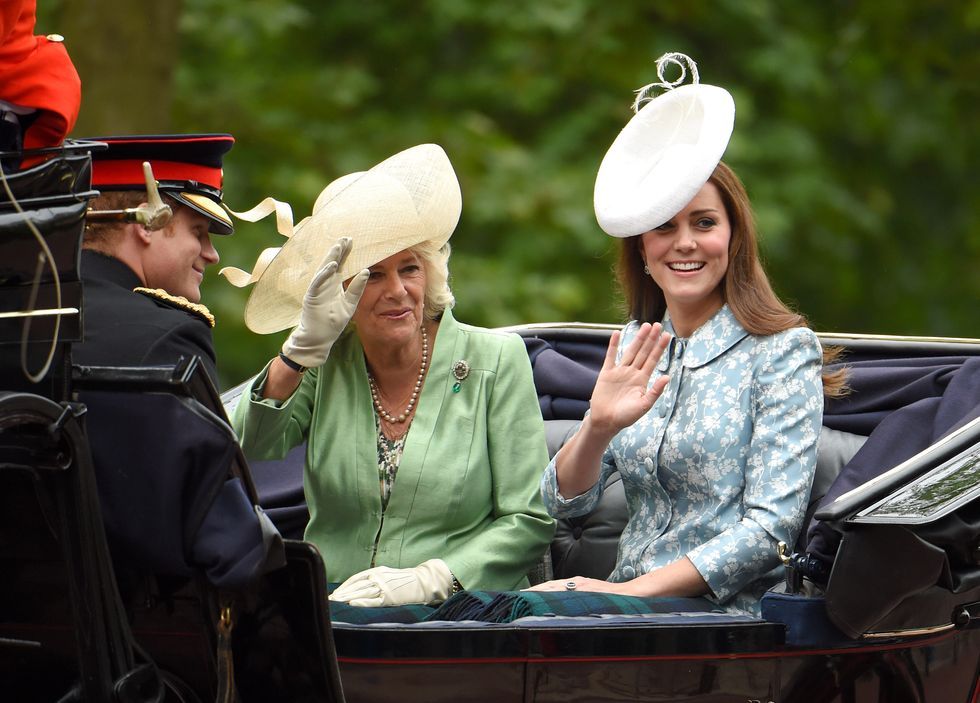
left=532, top=55, right=846, bottom=615
left=534, top=156, right=845, bottom=615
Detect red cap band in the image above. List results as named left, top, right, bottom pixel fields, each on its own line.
left=91, top=159, right=224, bottom=191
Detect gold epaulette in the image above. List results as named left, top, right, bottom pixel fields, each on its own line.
left=133, top=287, right=216, bottom=328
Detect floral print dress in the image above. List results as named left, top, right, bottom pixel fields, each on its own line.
left=377, top=432, right=405, bottom=512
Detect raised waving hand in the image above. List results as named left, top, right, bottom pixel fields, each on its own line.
left=552, top=322, right=672, bottom=500
left=587, top=322, right=672, bottom=436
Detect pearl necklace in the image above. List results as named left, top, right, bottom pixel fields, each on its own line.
left=368, top=326, right=429, bottom=423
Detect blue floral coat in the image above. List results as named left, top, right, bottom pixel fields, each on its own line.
left=542, top=305, right=823, bottom=615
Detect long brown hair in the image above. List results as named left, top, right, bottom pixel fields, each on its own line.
left=615, top=161, right=847, bottom=397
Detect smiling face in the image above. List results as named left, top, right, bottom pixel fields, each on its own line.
left=639, top=180, right=731, bottom=336
left=350, top=248, right=427, bottom=349
left=140, top=204, right=219, bottom=303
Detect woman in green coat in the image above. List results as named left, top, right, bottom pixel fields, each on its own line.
left=228, top=144, right=554, bottom=606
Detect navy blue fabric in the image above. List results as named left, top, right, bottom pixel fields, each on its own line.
left=821, top=356, right=972, bottom=436
left=808, top=357, right=980, bottom=562
left=192, top=478, right=277, bottom=587
left=760, top=591, right=849, bottom=648
left=82, top=390, right=281, bottom=589
left=523, top=337, right=601, bottom=421
left=250, top=443, right=309, bottom=540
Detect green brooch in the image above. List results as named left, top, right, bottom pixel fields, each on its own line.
left=452, top=360, right=470, bottom=393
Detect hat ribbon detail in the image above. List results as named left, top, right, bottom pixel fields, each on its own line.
left=219, top=196, right=296, bottom=288
left=631, top=51, right=701, bottom=114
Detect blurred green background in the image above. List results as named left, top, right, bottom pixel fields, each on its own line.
left=40, top=1, right=980, bottom=390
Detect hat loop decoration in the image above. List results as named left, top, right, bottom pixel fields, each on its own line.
left=631, top=52, right=701, bottom=113
left=219, top=197, right=297, bottom=288
left=593, top=52, right=735, bottom=238
left=228, top=197, right=297, bottom=240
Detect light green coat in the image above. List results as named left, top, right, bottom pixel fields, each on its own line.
left=232, top=310, right=555, bottom=590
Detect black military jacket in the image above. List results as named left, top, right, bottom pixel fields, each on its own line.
left=73, top=250, right=219, bottom=387
left=72, top=251, right=282, bottom=589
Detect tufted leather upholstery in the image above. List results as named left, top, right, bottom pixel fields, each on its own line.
left=544, top=420, right=866, bottom=581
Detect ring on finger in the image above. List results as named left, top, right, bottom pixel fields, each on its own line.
left=565, top=580, right=577, bottom=591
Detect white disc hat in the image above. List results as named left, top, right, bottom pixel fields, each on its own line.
left=594, top=53, right=735, bottom=238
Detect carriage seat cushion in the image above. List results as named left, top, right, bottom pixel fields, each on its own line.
left=546, top=421, right=867, bottom=581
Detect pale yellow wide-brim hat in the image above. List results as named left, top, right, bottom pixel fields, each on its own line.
left=221, top=144, right=462, bottom=334
left=594, top=53, right=735, bottom=237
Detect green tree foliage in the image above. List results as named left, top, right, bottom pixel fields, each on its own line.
left=43, top=1, right=980, bottom=388
left=58, top=0, right=182, bottom=134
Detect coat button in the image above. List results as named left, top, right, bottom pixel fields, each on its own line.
left=46, top=34, right=65, bottom=42
left=658, top=404, right=667, bottom=418
left=622, top=565, right=636, bottom=579
left=644, top=457, right=655, bottom=473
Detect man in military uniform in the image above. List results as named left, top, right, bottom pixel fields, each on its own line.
left=72, top=133, right=285, bottom=591
left=73, top=134, right=236, bottom=388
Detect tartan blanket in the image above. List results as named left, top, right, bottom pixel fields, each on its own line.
left=326, top=582, right=435, bottom=624
left=426, top=590, right=718, bottom=623
left=327, top=588, right=718, bottom=625
left=328, top=599, right=435, bottom=624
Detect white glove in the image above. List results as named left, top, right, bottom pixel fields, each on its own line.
left=280, top=237, right=369, bottom=370
left=328, top=559, right=455, bottom=607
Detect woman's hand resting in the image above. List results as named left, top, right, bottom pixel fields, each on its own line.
left=524, top=576, right=630, bottom=595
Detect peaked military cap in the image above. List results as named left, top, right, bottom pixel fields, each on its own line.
left=86, top=133, right=235, bottom=234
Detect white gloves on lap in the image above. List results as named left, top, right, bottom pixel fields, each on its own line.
left=280, top=237, right=369, bottom=370
left=329, top=559, right=456, bottom=607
